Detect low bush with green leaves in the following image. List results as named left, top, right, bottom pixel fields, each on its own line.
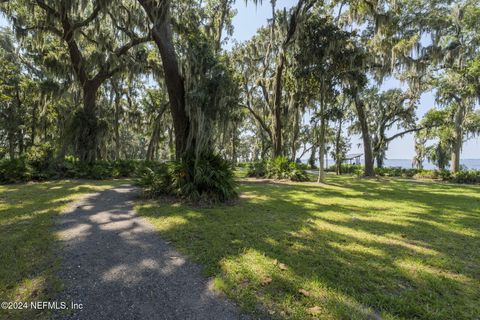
left=326, top=164, right=363, bottom=174
left=246, top=161, right=267, bottom=178
left=450, top=170, right=480, bottom=184
left=246, top=157, right=309, bottom=181
left=137, top=153, right=237, bottom=203
left=375, top=167, right=419, bottom=178
left=375, top=167, right=480, bottom=184
left=413, top=169, right=439, bottom=179
left=0, top=158, right=33, bottom=183
left=0, top=157, right=141, bottom=183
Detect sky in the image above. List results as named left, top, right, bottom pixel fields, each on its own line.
left=1, top=4, right=479, bottom=159
left=229, top=0, right=480, bottom=159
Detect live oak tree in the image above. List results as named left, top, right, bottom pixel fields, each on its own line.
left=0, top=29, right=23, bottom=159
left=1, top=0, right=150, bottom=162
left=355, top=88, right=420, bottom=168
left=296, top=11, right=368, bottom=181
left=232, top=0, right=316, bottom=159
left=137, top=0, right=239, bottom=161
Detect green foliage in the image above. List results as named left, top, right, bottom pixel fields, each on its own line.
left=138, top=175, right=480, bottom=320
left=450, top=171, right=480, bottom=184
left=246, top=157, right=308, bottom=181
left=375, top=167, right=419, bottom=178
left=245, top=161, right=267, bottom=178
left=0, top=158, right=32, bottom=183
left=137, top=153, right=237, bottom=203
left=0, top=158, right=141, bottom=183
left=324, top=164, right=480, bottom=185
left=371, top=167, right=480, bottom=184
left=326, top=164, right=363, bottom=174
left=0, top=180, right=127, bottom=320
left=413, top=170, right=440, bottom=180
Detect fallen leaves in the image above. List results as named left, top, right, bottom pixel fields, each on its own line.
left=239, top=278, right=250, bottom=288
left=298, top=288, right=311, bottom=297
left=261, top=276, right=273, bottom=286
left=308, top=306, right=322, bottom=315
left=273, top=259, right=288, bottom=270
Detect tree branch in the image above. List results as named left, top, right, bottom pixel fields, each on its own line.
left=36, top=0, right=60, bottom=19
left=386, top=127, right=424, bottom=142
left=72, top=3, right=102, bottom=30
left=113, top=35, right=150, bottom=57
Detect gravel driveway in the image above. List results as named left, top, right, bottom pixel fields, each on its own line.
left=54, top=185, right=249, bottom=320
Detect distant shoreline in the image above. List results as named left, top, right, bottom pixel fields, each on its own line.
left=298, top=158, right=480, bottom=170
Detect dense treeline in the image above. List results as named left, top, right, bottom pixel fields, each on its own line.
left=0, top=0, right=479, bottom=197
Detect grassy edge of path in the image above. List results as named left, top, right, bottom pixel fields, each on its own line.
left=136, top=174, right=480, bottom=320
left=0, top=179, right=130, bottom=320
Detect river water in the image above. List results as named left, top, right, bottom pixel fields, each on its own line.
left=303, top=159, right=480, bottom=170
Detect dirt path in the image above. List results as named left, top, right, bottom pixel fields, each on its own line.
left=54, top=185, right=249, bottom=320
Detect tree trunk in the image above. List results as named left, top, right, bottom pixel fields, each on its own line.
left=15, top=87, right=23, bottom=156
left=291, top=104, right=300, bottom=162
left=114, top=89, right=121, bottom=160
left=231, top=123, right=238, bottom=165
left=335, top=119, right=342, bottom=175
left=272, top=51, right=285, bottom=158
left=139, top=0, right=189, bottom=160
left=31, top=103, right=38, bottom=147
left=317, top=81, right=326, bottom=183
left=146, top=113, right=162, bottom=161
left=167, top=125, right=175, bottom=160
left=354, top=98, right=375, bottom=177
left=376, top=154, right=384, bottom=168
left=18, top=130, right=24, bottom=155
left=7, top=121, right=15, bottom=159
left=317, top=126, right=325, bottom=183
left=214, top=0, right=228, bottom=52
left=76, top=82, right=100, bottom=163
left=308, top=144, right=317, bottom=169
left=451, top=105, right=465, bottom=172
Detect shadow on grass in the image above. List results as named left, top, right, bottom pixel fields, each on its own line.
left=0, top=180, right=127, bottom=320
left=52, top=185, right=247, bottom=319
left=137, top=176, right=480, bottom=319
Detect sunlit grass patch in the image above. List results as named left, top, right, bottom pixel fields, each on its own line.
left=137, top=175, right=480, bottom=319
left=0, top=179, right=129, bottom=320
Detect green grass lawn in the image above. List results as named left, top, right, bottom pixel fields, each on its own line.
left=0, top=179, right=128, bottom=320
left=137, top=174, right=480, bottom=320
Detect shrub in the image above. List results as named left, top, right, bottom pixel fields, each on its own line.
left=402, top=169, right=419, bottom=178
left=265, top=156, right=291, bottom=179
left=438, top=169, right=451, bottom=181
left=236, top=162, right=251, bottom=168
left=0, top=156, right=142, bottom=184
left=296, top=162, right=309, bottom=170
left=88, top=161, right=114, bottom=180
left=450, top=170, right=480, bottom=184
left=246, top=157, right=309, bottom=181
left=375, top=167, right=420, bottom=178
left=137, top=153, right=237, bottom=203
left=0, top=158, right=32, bottom=183
left=414, top=170, right=439, bottom=180
left=246, top=161, right=267, bottom=178
left=113, top=160, right=139, bottom=178
left=354, top=166, right=365, bottom=177
left=24, top=143, right=55, bottom=180
left=372, top=167, right=479, bottom=184
left=136, top=163, right=171, bottom=197
left=327, top=164, right=362, bottom=174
